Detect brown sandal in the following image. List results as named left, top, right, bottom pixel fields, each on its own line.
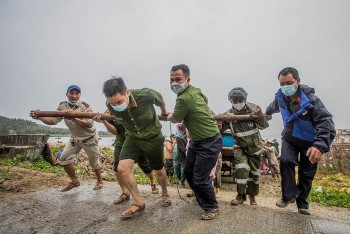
left=61, top=181, right=80, bottom=192
left=113, top=193, right=130, bottom=204
left=161, top=195, right=172, bottom=207
left=249, top=196, right=257, bottom=205
left=201, top=209, right=220, bottom=220
left=151, top=184, right=159, bottom=194
left=120, top=203, right=145, bottom=219
left=230, top=196, right=245, bottom=206
left=93, top=181, right=103, bottom=190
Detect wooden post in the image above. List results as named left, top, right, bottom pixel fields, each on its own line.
left=32, top=110, right=262, bottom=122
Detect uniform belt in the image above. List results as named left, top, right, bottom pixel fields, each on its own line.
left=233, top=128, right=259, bottom=138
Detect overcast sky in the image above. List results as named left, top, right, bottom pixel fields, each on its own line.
left=1, top=0, right=349, bottom=138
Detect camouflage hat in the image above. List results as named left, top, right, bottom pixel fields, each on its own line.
left=228, top=87, right=247, bottom=101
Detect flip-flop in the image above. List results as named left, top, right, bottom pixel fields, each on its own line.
left=61, top=181, right=80, bottom=192
left=113, top=193, right=130, bottom=204
left=120, top=203, right=145, bottom=219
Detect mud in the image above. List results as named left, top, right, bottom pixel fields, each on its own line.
left=1, top=180, right=350, bottom=234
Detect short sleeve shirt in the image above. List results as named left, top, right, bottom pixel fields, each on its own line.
left=52, top=100, right=96, bottom=140
left=172, top=85, right=219, bottom=141
left=107, top=88, right=163, bottom=139
left=107, top=120, right=126, bottom=147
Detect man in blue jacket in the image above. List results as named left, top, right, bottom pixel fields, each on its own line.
left=265, top=67, right=336, bottom=215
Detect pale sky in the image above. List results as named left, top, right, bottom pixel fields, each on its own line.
left=1, top=0, right=349, bottom=138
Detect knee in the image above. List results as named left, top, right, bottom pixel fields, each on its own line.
left=154, top=168, right=165, bottom=176
left=117, top=163, right=130, bottom=174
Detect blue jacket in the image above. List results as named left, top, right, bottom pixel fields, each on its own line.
left=266, top=84, right=335, bottom=153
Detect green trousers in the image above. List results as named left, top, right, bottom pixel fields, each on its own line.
left=233, top=147, right=261, bottom=197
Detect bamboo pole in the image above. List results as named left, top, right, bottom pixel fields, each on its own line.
left=32, top=110, right=261, bottom=122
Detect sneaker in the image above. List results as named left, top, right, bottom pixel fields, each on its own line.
left=298, top=208, right=311, bottom=215
left=276, top=198, right=296, bottom=208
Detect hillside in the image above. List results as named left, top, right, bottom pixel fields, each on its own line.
left=0, top=116, right=112, bottom=136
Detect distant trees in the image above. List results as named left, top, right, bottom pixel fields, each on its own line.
left=0, top=116, right=112, bottom=136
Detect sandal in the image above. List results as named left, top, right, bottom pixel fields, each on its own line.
left=249, top=196, right=257, bottom=205
left=201, top=209, right=220, bottom=220
left=120, top=203, right=145, bottom=219
left=113, top=193, right=130, bottom=204
left=161, top=195, right=172, bottom=207
left=151, top=184, right=159, bottom=194
left=61, top=181, right=80, bottom=192
left=93, top=181, right=103, bottom=190
left=230, top=195, right=245, bottom=206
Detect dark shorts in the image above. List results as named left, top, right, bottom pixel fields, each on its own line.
left=119, top=133, right=165, bottom=170
left=113, top=143, right=152, bottom=174
left=165, top=159, right=174, bottom=176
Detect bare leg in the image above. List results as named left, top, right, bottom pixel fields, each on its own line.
left=94, top=168, right=103, bottom=183
left=147, top=172, right=155, bottom=185
left=116, top=172, right=130, bottom=195
left=118, top=159, right=144, bottom=213
left=147, top=172, right=159, bottom=194
left=63, top=164, right=79, bottom=183
left=154, top=168, right=169, bottom=196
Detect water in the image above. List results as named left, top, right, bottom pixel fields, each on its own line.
left=48, top=136, right=115, bottom=146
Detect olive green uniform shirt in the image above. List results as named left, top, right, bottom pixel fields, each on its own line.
left=107, top=88, right=163, bottom=140
left=107, top=120, right=126, bottom=147
left=172, top=85, right=219, bottom=141
left=52, top=100, right=97, bottom=141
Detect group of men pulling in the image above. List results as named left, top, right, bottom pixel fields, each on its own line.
left=30, top=65, right=335, bottom=220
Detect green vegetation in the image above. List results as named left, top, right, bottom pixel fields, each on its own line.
left=1, top=154, right=65, bottom=176
left=0, top=115, right=112, bottom=136
left=310, top=173, right=350, bottom=208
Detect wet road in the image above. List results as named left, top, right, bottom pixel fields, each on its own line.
left=1, top=182, right=350, bottom=234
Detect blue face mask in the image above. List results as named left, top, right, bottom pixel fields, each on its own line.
left=281, top=85, right=297, bottom=96
left=68, top=100, right=79, bottom=106
left=112, top=103, right=127, bottom=112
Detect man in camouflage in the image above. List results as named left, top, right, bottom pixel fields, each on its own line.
left=221, top=87, right=268, bottom=206
left=30, top=85, right=103, bottom=192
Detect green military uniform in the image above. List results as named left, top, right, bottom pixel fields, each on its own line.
left=108, top=120, right=152, bottom=175
left=172, top=85, right=219, bottom=140
left=107, top=88, right=165, bottom=170
left=52, top=100, right=101, bottom=169
left=222, top=102, right=268, bottom=198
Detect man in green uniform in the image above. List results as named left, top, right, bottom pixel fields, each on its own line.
left=221, top=87, right=268, bottom=206
left=167, top=64, right=222, bottom=220
left=102, top=77, right=170, bottom=219
left=30, top=85, right=103, bottom=192
left=94, top=110, right=160, bottom=205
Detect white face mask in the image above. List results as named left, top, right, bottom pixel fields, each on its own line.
left=232, top=102, right=245, bottom=111
left=171, top=82, right=187, bottom=94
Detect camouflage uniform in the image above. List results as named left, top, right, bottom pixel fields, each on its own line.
left=222, top=102, right=268, bottom=199
left=52, top=100, right=101, bottom=169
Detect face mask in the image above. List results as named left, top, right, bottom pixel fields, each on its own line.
left=281, top=85, right=297, bottom=96
left=68, top=100, right=79, bottom=106
left=171, top=82, right=187, bottom=94
left=111, top=103, right=127, bottom=112
left=232, top=102, right=245, bottom=111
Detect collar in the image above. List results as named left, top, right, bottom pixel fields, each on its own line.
left=129, top=91, right=138, bottom=108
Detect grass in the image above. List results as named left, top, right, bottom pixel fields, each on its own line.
left=309, top=172, right=350, bottom=208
